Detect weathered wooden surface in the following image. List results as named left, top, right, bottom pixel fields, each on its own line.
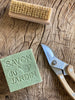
left=0, top=0, right=75, bottom=100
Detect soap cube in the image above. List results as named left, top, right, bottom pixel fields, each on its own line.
left=1, top=49, right=42, bottom=92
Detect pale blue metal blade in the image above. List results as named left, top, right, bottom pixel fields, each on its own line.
left=41, top=44, right=54, bottom=57
left=41, top=44, right=68, bottom=75
left=41, top=44, right=54, bottom=65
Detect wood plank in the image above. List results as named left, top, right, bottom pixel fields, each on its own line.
left=0, top=0, right=75, bottom=100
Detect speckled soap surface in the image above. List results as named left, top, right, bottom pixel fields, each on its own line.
left=1, top=49, right=42, bottom=92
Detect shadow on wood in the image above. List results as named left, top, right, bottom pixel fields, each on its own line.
left=0, top=63, right=9, bottom=95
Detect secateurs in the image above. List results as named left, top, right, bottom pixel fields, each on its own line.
left=41, top=44, right=75, bottom=100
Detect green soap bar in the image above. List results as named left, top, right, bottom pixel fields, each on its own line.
left=1, top=49, right=42, bottom=92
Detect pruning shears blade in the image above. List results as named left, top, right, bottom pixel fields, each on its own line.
left=41, top=44, right=68, bottom=75
left=41, top=44, right=54, bottom=65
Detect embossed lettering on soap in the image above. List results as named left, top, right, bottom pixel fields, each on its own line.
left=4, top=54, right=37, bottom=84
left=5, top=54, right=32, bottom=67
left=5, top=54, right=32, bottom=72
left=10, top=71, right=37, bottom=84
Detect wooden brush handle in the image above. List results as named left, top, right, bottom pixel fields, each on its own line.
left=58, top=74, right=75, bottom=100
left=67, top=65, right=75, bottom=81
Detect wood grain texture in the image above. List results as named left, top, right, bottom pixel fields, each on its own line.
left=0, top=0, right=75, bottom=100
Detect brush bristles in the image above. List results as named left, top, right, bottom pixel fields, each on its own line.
left=9, top=0, right=51, bottom=20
